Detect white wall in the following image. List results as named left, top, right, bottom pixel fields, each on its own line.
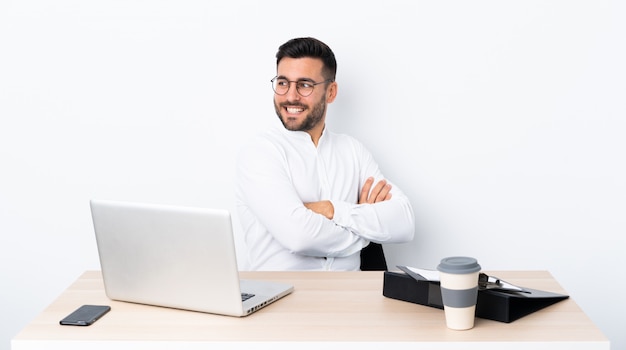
left=1, top=0, right=624, bottom=349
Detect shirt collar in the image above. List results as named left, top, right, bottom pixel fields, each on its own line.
left=277, top=125, right=328, bottom=146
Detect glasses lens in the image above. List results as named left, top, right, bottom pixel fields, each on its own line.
left=272, top=78, right=289, bottom=95
left=296, top=81, right=314, bottom=97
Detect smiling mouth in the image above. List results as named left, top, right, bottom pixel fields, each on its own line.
left=283, top=104, right=306, bottom=115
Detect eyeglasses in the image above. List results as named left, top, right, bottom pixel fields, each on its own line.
left=271, top=76, right=333, bottom=97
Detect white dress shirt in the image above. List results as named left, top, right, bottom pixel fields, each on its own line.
left=236, top=126, right=415, bottom=271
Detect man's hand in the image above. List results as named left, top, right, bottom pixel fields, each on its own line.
left=359, top=177, right=392, bottom=204
left=304, top=200, right=334, bottom=220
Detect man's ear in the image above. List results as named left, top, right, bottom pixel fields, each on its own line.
left=326, top=81, right=338, bottom=103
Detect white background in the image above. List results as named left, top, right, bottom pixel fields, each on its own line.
left=1, top=0, right=624, bottom=349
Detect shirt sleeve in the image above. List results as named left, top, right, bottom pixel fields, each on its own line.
left=236, top=137, right=368, bottom=258
left=330, top=141, right=415, bottom=244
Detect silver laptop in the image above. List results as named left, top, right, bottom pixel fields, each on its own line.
left=90, top=199, right=293, bottom=317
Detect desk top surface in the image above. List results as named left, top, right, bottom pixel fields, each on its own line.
left=13, top=270, right=608, bottom=349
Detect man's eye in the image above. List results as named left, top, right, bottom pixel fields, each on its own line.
left=298, top=82, right=313, bottom=89
left=277, top=80, right=289, bottom=87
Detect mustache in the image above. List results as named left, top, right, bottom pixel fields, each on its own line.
left=278, top=102, right=307, bottom=109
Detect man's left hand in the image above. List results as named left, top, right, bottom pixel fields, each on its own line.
left=304, top=200, right=334, bottom=220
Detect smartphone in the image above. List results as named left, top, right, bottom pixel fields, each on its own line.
left=59, top=305, right=111, bottom=326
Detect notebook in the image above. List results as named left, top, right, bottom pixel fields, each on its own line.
left=90, top=199, right=293, bottom=317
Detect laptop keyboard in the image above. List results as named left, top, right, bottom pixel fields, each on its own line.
left=241, top=293, right=255, bottom=302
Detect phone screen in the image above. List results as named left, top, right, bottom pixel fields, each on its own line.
left=59, top=305, right=111, bottom=326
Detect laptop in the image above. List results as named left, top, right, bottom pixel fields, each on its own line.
left=90, top=199, right=293, bottom=317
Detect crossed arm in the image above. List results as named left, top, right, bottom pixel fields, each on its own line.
left=304, top=177, right=393, bottom=219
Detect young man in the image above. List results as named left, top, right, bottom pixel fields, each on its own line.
left=236, top=37, right=415, bottom=270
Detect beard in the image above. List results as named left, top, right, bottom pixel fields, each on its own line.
left=274, top=95, right=327, bottom=132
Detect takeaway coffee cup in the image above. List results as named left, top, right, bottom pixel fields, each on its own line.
left=437, top=256, right=481, bottom=330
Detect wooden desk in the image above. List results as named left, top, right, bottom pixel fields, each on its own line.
left=12, top=270, right=608, bottom=349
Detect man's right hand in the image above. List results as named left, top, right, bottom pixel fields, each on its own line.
left=359, top=177, right=392, bottom=204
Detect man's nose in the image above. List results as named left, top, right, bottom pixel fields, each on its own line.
left=285, top=81, right=301, bottom=100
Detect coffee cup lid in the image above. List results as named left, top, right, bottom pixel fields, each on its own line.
left=437, top=256, right=481, bottom=274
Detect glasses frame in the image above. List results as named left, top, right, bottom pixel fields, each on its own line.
left=271, top=76, right=334, bottom=97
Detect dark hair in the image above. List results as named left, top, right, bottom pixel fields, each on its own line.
left=276, top=37, right=337, bottom=81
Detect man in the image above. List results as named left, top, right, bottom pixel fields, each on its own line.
left=236, top=37, right=414, bottom=270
